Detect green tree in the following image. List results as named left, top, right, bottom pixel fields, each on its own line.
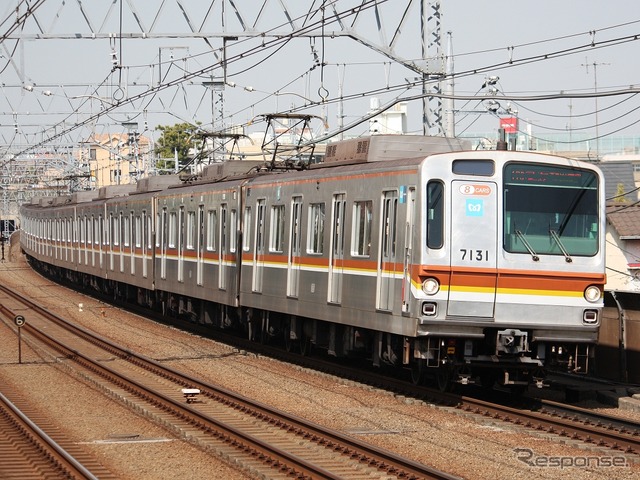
left=154, top=122, right=201, bottom=173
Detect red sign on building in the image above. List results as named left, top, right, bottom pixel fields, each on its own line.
left=500, top=116, right=518, bottom=134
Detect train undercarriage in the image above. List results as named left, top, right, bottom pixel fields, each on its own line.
left=29, top=257, right=595, bottom=394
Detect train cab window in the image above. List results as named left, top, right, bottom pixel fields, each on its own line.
left=452, top=159, right=495, bottom=176
left=426, top=181, right=444, bottom=249
left=351, top=200, right=372, bottom=257
left=307, top=202, right=325, bottom=254
left=503, top=163, right=599, bottom=256
left=269, top=205, right=285, bottom=253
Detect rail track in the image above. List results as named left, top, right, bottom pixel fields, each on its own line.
left=0, top=283, right=460, bottom=480
left=155, top=308, right=640, bottom=460
left=0, top=384, right=116, bottom=480
left=157, top=304, right=640, bottom=461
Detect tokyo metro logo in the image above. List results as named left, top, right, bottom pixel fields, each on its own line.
left=466, top=199, right=483, bottom=216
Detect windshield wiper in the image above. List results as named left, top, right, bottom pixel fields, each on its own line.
left=515, top=230, right=539, bottom=262
left=549, top=229, right=573, bottom=263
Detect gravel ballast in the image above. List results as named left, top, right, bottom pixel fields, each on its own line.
left=0, top=254, right=638, bottom=480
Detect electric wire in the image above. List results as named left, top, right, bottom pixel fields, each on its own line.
left=3, top=2, right=640, bottom=162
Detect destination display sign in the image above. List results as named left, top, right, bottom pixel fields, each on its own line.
left=505, top=163, right=596, bottom=188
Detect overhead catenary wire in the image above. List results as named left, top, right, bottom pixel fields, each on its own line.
left=3, top=3, right=640, bottom=162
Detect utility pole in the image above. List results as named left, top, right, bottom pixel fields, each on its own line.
left=581, top=57, right=610, bottom=158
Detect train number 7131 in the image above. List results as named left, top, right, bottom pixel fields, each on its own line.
left=460, top=249, right=489, bottom=261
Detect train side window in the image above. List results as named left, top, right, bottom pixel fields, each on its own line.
left=135, top=215, right=142, bottom=248
left=123, top=214, right=130, bottom=247
left=155, top=212, right=161, bottom=248
left=426, top=181, right=444, bottom=249
left=269, top=205, right=285, bottom=253
left=452, top=159, right=495, bottom=176
left=230, top=209, right=237, bottom=253
left=243, top=207, right=252, bottom=251
left=186, top=211, right=195, bottom=249
left=169, top=212, right=177, bottom=248
left=206, top=210, right=217, bottom=251
left=351, top=200, right=372, bottom=257
left=307, top=202, right=325, bottom=254
left=147, top=213, right=153, bottom=249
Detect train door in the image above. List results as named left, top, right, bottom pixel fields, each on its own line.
left=287, top=196, right=302, bottom=297
left=108, top=213, right=115, bottom=271
left=83, top=216, right=89, bottom=266
left=196, top=205, right=204, bottom=286
left=447, top=181, right=498, bottom=317
left=178, top=206, right=185, bottom=282
left=119, top=213, right=125, bottom=273
left=377, top=190, right=398, bottom=311
left=219, top=204, right=228, bottom=289
left=129, top=212, right=135, bottom=275
left=252, top=199, right=266, bottom=292
left=328, top=193, right=346, bottom=304
left=142, top=211, right=148, bottom=278
left=91, top=215, right=97, bottom=267
left=160, top=208, right=168, bottom=280
left=402, top=187, right=416, bottom=314
left=98, top=215, right=104, bottom=269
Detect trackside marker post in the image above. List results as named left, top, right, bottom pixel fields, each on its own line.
left=14, top=315, right=25, bottom=364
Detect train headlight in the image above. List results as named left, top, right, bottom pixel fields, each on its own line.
left=422, top=277, right=440, bottom=295
left=584, top=285, right=602, bottom=303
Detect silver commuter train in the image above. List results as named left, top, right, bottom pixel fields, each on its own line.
left=20, top=135, right=606, bottom=391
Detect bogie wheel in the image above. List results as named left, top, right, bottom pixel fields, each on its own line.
left=299, top=333, right=312, bottom=356
left=436, top=365, right=456, bottom=393
left=410, top=359, right=427, bottom=386
left=284, top=323, right=296, bottom=352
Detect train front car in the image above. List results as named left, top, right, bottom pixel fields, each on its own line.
left=412, top=151, right=605, bottom=391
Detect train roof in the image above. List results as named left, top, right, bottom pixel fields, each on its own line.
left=322, top=135, right=470, bottom=166
left=134, top=174, right=182, bottom=194
left=98, top=184, right=136, bottom=199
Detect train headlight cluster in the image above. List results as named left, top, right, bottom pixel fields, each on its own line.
left=584, top=285, right=602, bottom=303
left=422, top=277, right=440, bottom=295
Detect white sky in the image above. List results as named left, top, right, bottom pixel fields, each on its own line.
left=1, top=0, right=639, bottom=153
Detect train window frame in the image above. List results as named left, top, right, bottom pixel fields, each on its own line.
left=503, top=162, right=599, bottom=257
left=452, top=159, right=495, bottom=176
left=95, top=216, right=101, bottom=246
left=123, top=214, right=131, bottom=247
left=351, top=200, right=373, bottom=257
left=155, top=212, right=161, bottom=248
left=168, top=211, right=177, bottom=249
left=426, top=180, right=444, bottom=249
left=269, top=204, right=286, bottom=253
left=243, top=206, right=252, bottom=251
left=307, top=202, right=325, bottom=255
left=135, top=215, right=142, bottom=248
left=206, top=210, right=217, bottom=251
left=186, top=211, right=196, bottom=250
left=229, top=209, right=238, bottom=253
